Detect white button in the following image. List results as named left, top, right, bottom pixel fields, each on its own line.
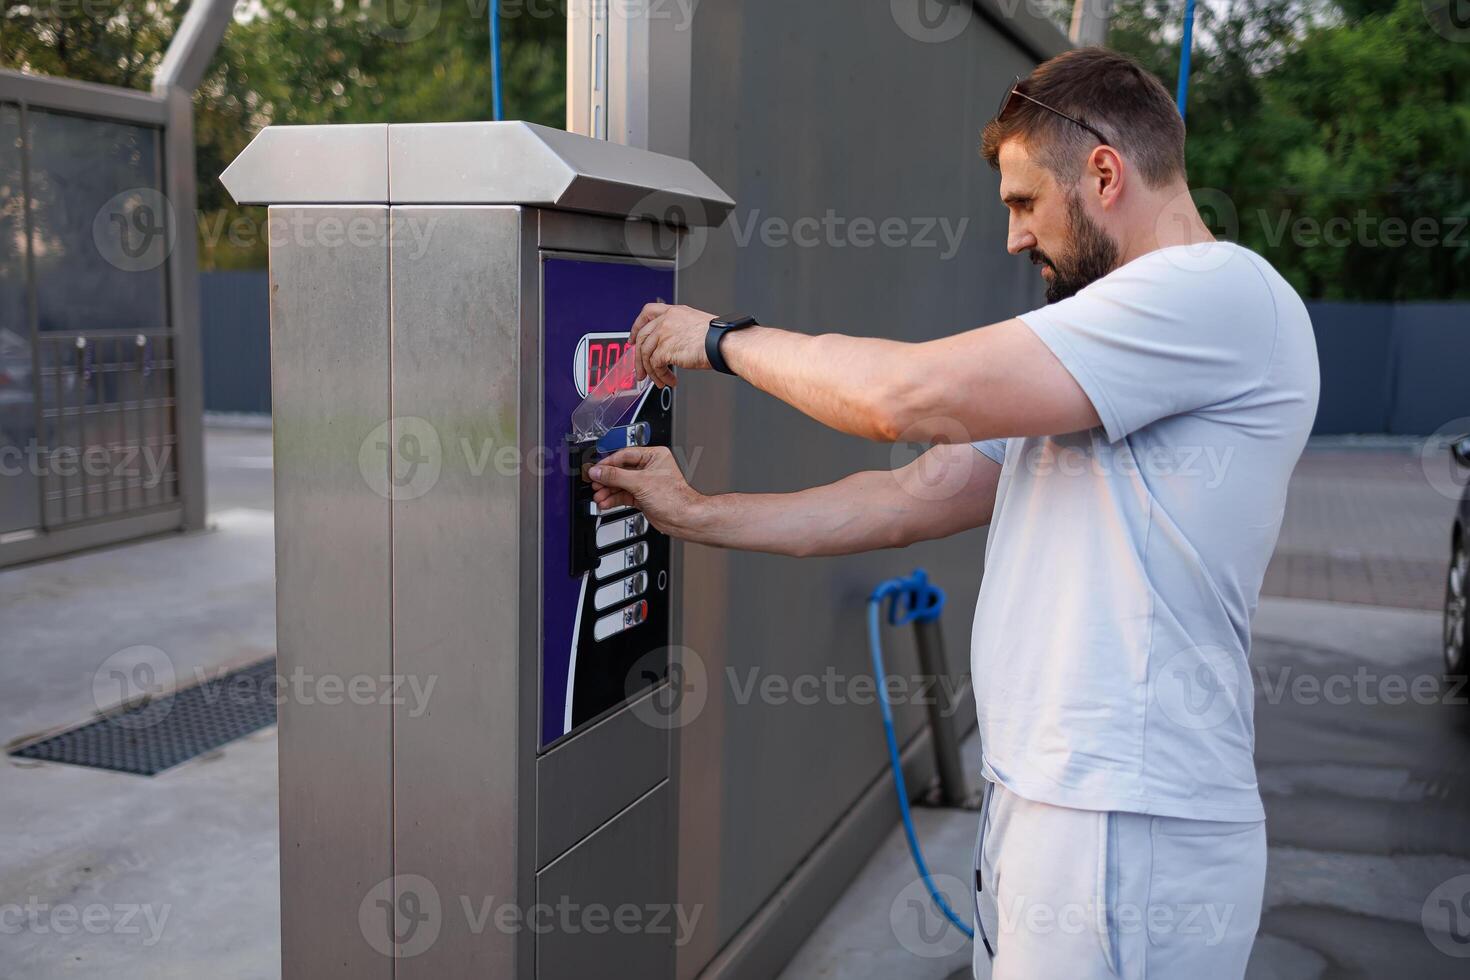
left=594, top=541, right=648, bottom=580
left=594, top=571, right=648, bottom=611
left=596, top=513, right=648, bottom=549
left=593, top=600, right=648, bottom=641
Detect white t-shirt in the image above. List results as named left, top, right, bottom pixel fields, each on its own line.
left=971, top=241, right=1319, bottom=821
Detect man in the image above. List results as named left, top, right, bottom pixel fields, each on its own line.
left=590, top=48, right=1319, bottom=979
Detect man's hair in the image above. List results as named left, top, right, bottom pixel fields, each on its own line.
left=981, top=47, right=1185, bottom=189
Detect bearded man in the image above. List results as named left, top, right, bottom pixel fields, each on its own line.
left=589, top=47, right=1319, bottom=980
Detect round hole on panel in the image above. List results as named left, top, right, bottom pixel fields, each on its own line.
left=660, top=387, right=672, bottom=411
left=657, top=570, right=668, bottom=591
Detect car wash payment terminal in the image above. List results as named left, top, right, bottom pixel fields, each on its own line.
left=221, top=121, right=732, bottom=980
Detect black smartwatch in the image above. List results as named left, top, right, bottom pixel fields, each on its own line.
left=705, top=315, right=759, bottom=376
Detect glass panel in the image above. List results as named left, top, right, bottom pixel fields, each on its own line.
left=0, top=102, right=40, bottom=534
left=24, top=108, right=168, bottom=334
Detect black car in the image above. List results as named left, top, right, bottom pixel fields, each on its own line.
left=1448, top=437, right=1470, bottom=682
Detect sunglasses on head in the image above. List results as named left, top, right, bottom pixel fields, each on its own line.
left=993, top=76, right=1109, bottom=146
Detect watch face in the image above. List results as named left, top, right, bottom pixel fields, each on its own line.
left=712, top=316, right=754, bottom=330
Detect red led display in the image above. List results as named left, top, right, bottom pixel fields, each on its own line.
left=585, top=340, right=637, bottom=393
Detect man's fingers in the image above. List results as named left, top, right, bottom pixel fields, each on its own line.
left=587, top=448, right=658, bottom=492
left=633, top=334, right=648, bottom=382
left=594, top=446, right=660, bottom=472
left=653, top=330, right=680, bottom=388
left=587, top=465, right=639, bottom=493
left=590, top=445, right=674, bottom=513
left=629, top=303, right=669, bottom=350
left=644, top=330, right=676, bottom=389
left=635, top=314, right=664, bottom=383
left=592, top=488, right=636, bottom=511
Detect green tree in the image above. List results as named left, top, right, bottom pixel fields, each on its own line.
left=1112, top=0, right=1469, bottom=299
left=1258, top=0, right=1469, bottom=298
left=1, top=0, right=178, bottom=87
left=200, top=0, right=566, bottom=265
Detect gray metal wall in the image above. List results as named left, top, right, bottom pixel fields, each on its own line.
left=200, top=270, right=271, bottom=414
left=1308, top=302, right=1395, bottom=434
left=1306, top=301, right=1470, bottom=436
left=1381, top=304, right=1470, bottom=436
left=675, top=3, right=1062, bottom=976
left=198, top=280, right=1470, bottom=439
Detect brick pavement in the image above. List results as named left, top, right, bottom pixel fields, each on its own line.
left=1263, top=442, right=1463, bottom=611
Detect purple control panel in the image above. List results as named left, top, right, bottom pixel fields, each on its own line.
left=540, top=255, right=676, bottom=749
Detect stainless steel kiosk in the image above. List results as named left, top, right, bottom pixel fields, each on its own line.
left=221, top=122, right=732, bottom=980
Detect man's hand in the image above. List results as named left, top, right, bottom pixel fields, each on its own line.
left=588, top=446, right=705, bottom=537
left=629, top=303, right=716, bottom=388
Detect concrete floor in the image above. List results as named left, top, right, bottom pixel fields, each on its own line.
left=0, top=430, right=279, bottom=979
left=1264, top=443, right=1461, bottom=610
left=2, top=431, right=1467, bottom=978
left=780, top=597, right=1470, bottom=980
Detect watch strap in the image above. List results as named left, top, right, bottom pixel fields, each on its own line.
left=706, top=315, right=758, bottom=376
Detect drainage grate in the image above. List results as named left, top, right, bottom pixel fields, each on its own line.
left=11, top=658, right=278, bottom=776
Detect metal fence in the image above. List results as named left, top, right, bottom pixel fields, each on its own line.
left=0, top=71, right=205, bottom=567
left=36, top=331, right=179, bottom=526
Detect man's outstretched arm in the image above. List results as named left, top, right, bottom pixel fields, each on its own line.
left=587, top=443, right=1002, bottom=557
left=627, top=304, right=1100, bottom=444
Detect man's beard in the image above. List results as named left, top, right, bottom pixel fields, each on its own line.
left=1031, top=194, right=1121, bottom=304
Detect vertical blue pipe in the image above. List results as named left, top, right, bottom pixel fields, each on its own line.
left=490, top=0, right=505, bottom=120
left=1176, top=0, right=1197, bottom=119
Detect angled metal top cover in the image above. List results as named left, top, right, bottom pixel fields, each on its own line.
left=220, top=120, right=733, bottom=227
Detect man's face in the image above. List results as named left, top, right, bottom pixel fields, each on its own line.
left=997, top=140, right=1120, bottom=303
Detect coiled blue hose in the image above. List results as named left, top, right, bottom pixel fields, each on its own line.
left=868, top=569, right=974, bottom=941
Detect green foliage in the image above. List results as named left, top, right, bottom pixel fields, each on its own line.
left=8, top=0, right=1465, bottom=294
left=195, top=1, right=566, bottom=266
left=4, top=0, right=566, bottom=268
left=1, top=0, right=178, bottom=88
left=1111, top=0, right=1469, bottom=299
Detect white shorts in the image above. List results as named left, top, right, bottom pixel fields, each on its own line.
left=972, top=780, right=1266, bottom=980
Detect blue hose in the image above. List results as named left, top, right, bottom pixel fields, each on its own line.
left=1176, top=0, right=1197, bottom=119
left=868, top=570, right=974, bottom=941
left=489, top=1, right=505, bottom=120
